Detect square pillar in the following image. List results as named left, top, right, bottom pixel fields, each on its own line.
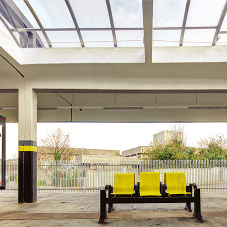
left=18, top=86, right=37, bottom=203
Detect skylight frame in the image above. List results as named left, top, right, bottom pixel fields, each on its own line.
left=212, top=0, right=227, bottom=46
left=106, top=0, right=117, bottom=47
left=24, top=0, right=52, bottom=47
left=152, top=0, right=227, bottom=47
left=0, top=14, right=21, bottom=47
left=3, top=0, right=227, bottom=48
left=180, top=0, right=191, bottom=46
left=64, top=0, right=84, bottom=47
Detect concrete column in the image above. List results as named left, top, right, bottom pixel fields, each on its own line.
left=18, top=86, right=37, bottom=203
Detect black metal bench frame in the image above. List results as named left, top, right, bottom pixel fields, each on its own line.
left=98, top=183, right=204, bottom=223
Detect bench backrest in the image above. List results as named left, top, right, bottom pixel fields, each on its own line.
left=140, top=172, right=161, bottom=196
left=164, top=172, right=187, bottom=194
left=114, top=173, right=135, bottom=195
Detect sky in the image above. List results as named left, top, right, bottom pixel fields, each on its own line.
left=5, top=122, right=227, bottom=159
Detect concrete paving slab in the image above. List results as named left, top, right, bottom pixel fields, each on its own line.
left=0, top=192, right=226, bottom=227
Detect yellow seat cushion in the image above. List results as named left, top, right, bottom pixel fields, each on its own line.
left=140, top=172, right=162, bottom=197
left=164, top=172, right=191, bottom=196
left=112, top=173, right=135, bottom=195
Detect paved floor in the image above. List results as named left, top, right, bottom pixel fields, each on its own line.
left=0, top=192, right=226, bottom=227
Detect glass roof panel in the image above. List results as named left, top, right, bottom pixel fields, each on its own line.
left=153, top=30, right=181, bottom=47
left=216, top=34, right=227, bottom=45
left=110, top=0, right=143, bottom=28
left=28, top=0, right=75, bottom=28
left=46, top=31, right=81, bottom=48
left=153, top=0, right=187, bottom=27
left=13, top=0, right=39, bottom=28
left=115, top=30, right=144, bottom=47
left=183, top=29, right=215, bottom=46
left=81, top=31, right=113, bottom=47
left=1, top=0, right=224, bottom=49
left=186, top=0, right=226, bottom=27
left=70, top=0, right=111, bottom=28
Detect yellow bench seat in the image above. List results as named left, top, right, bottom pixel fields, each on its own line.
left=140, top=172, right=162, bottom=197
left=112, top=173, right=135, bottom=195
left=164, top=172, right=191, bottom=196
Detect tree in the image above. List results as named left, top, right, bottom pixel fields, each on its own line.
left=38, top=128, right=76, bottom=161
left=141, top=132, right=227, bottom=161
left=196, top=134, right=227, bottom=160
left=140, top=124, right=193, bottom=160
left=141, top=139, right=194, bottom=160
left=170, top=124, right=186, bottom=145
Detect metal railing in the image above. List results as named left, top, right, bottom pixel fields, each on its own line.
left=1, top=159, right=227, bottom=193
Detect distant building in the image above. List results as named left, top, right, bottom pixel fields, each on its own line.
left=77, top=154, right=138, bottom=163
left=153, top=130, right=183, bottom=144
left=76, top=148, right=119, bottom=156
left=38, top=147, right=120, bottom=161
left=121, top=146, right=150, bottom=157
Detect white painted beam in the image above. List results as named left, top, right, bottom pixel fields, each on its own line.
left=21, top=47, right=145, bottom=64
left=153, top=46, right=227, bottom=63
left=142, top=0, right=153, bottom=64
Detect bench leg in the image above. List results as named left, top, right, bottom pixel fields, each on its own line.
left=108, top=186, right=114, bottom=213
left=185, top=202, right=192, bottom=212
left=185, top=185, right=192, bottom=212
left=108, top=203, right=114, bottom=213
left=98, top=189, right=107, bottom=223
left=193, top=188, right=204, bottom=222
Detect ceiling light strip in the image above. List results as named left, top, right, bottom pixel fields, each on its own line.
left=103, top=107, right=143, bottom=111
left=180, top=0, right=191, bottom=46
left=212, top=0, right=227, bottom=46
left=24, top=0, right=52, bottom=47
left=188, top=107, right=227, bottom=110
left=106, top=0, right=117, bottom=47
left=65, top=0, right=84, bottom=47
left=0, top=14, right=21, bottom=47
left=37, top=108, right=58, bottom=111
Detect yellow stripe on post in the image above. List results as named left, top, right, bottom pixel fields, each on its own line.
left=19, top=146, right=37, bottom=152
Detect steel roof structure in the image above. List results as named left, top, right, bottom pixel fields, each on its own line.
left=1, top=0, right=227, bottom=48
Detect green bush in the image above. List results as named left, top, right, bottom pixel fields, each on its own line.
left=141, top=136, right=227, bottom=160
left=38, top=181, right=47, bottom=186
left=10, top=173, right=17, bottom=181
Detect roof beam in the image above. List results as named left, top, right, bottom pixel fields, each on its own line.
left=106, top=0, right=117, bottom=47
left=12, top=28, right=143, bottom=32
left=142, top=0, right=153, bottom=63
left=212, top=0, right=227, bottom=46
left=24, top=0, right=52, bottom=47
left=0, top=14, right=21, bottom=48
left=180, top=0, right=191, bottom=46
left=65, top=0, right=84, bottom=47
left=11, top=26, right=218, bottom=33
left=12, top=26, right=219, bottom=33
left=35, top=89, right=227, bottom=94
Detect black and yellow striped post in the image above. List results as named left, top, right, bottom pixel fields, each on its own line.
left=18, top=140, right=37, bottom=203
